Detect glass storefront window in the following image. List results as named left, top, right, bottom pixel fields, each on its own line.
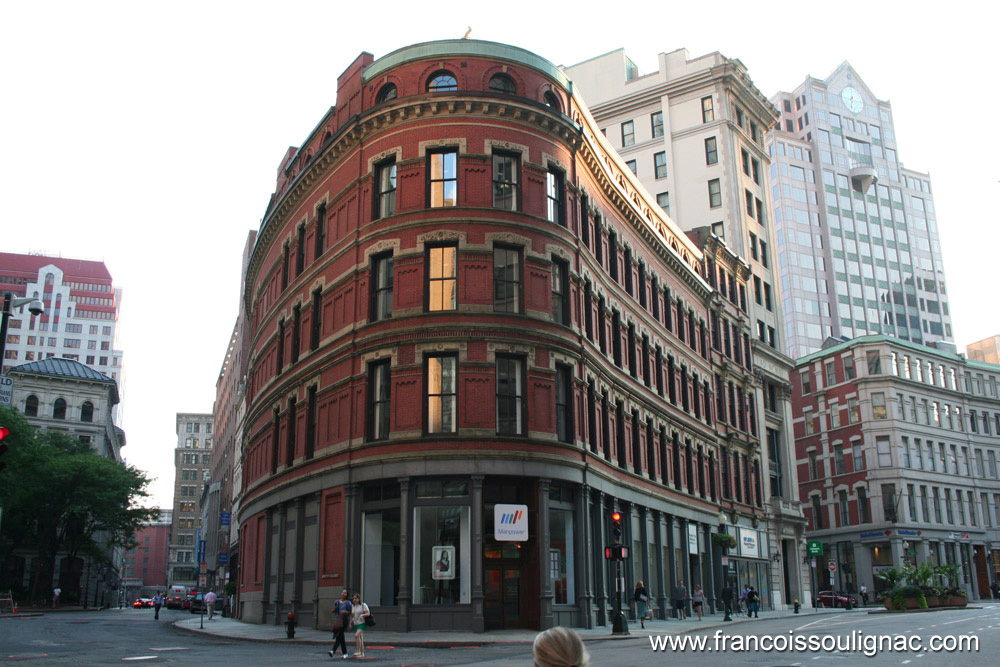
left=549, top=508, right=574, bottom=604
left=413, top=505, right=470, bottom=604
left=362, top=508, right=400, bottom=605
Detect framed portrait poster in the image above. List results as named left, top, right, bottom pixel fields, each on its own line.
left=432, top=545, right=455, bottom=580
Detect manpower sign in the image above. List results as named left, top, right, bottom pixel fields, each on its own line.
left=494, top=504, right=528, bottom=541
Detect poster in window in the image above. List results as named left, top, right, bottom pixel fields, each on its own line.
left=432, top=545, right=455, bottom=580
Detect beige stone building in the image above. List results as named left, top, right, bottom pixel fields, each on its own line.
left=167, top=412, right=214, bottom=588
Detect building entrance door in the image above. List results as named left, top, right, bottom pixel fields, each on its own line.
left=484, top=566, right=522, bottom=629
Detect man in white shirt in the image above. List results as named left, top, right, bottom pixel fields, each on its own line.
left=205, top=590, right=218, bottom=620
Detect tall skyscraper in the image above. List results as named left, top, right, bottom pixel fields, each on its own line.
left=0, top=253, right=124, bottom=407
left=767, top=63, right=952, bottom=359
left=168, top=413, right=214, bottom=588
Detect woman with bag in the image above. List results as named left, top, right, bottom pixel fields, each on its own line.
left=350, top=593, right=371, bottom=658
left=328, top=589, right=353, bottom=659
left=692, top=585, right=705, bottom=621
left=633, top=580, right=649, bottom=629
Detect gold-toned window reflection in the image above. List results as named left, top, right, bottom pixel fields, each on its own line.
left=428, top=246, right=457, bottom=311
left=427, top=356, right=457, bottom=434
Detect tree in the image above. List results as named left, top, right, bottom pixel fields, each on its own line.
left=0, top=406, right=157, bottom=601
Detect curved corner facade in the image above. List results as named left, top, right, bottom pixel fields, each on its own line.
left=236, top=40, right=791, bottom=633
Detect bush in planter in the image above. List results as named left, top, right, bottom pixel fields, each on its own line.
left=889, top=585, right=927, bottom=610
left=711, top=533, right=737, bottom=549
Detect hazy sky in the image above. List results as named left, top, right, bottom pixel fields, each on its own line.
left=2, top=1, right=996, bottom=508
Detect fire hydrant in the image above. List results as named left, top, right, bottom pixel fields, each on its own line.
left=285, top=612, right=296, bottom=639
left=793, top=599, right=800, bottom=614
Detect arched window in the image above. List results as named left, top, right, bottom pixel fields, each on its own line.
left=25, top=394, right=39, bottom=417
left=53, top=398, right=67, bottom=420
left=544, top=91, right=561, bottom=111
left=426, top=71, right=457, bottom=92
left=376, top=83, right=398, bottom=103
left=488, top=73, right=516, bottom=94
left=81, top=401, right=94, bottom=423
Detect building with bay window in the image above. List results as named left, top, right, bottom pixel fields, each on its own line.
left=236, top=39, right=807, bottom=634
left=793, top=336, right=1000, bottom=600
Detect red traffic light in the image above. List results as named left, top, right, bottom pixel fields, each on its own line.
left=0, top=426, right=9, bottom=441
left=0, top=426, right=8, bottom=473
left=611, top=511, right=621, bottom=522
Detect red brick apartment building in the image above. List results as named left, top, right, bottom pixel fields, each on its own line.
left=235, top=39, right=806, bottom=633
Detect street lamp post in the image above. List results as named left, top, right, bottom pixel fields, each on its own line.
left=0, top=292, right=45, bottom=368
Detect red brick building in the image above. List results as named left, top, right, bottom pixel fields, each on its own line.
left=236, top=39, right=796, bottom=633
left=123, top=511, right=171, bottom=598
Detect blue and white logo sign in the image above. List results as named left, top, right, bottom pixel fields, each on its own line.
left=494, top=503, right=529, bottom=541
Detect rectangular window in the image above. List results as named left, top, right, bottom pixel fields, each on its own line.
left=311, top=288, right=322, bottom=351
left=368, top=360, right=391, bottom=441
left=825, top=361, right=836, bottom=387
left=843, top=356, right=856, bottom=380
left=701, top=96, right=714, bottom=123
left=708, top=179, right=721, bottom=208
left=546, top=168, right=565, bottom=225
left=426, top=245, right=457, bottom=311
left=370, top=252, right=393, bottom=321
left=362, top=508, right=401, bottom=605
left=656, top=192, right=670, bottom=215
left=848, top=397, right=860, bottom=423
left=551, top=256, right=569, bottom=325
left=853, top=443, right=864, bottom=471
left=872, top=393, right=887, bottom=419
left=834, top=444, right=845, bottom=475
left=375, top=159, right=397, bottom=218
left=812, top=495, right=823, bottom=529
left=839, top=490, right=850, bottom=526
left=808, top=451, right=818, bottom=480
left=428, top=149, right=457, bottom=207
left=621, top=120, right=635, bottom=146
left=882, top=483, right=898, bottom=522
left=493, top=246, right=522, bottom=313
left=315, top=204, right=327, bottom=256
left=492, top=151, right=519, bottom=211
left=876, top=436, right=892, bottom=467
left=556, top=364, right=573, bottom=443
left=653, top=151, right=667, bottom=179
left=705, top=137, right=718, bottom=165
left=625, top=159, right=637, bottom=175
left=426, top=355, right=457, bottom=434
left=858, top=487, right=871, bottom=523
left=867, top=350, right=881, bottom=375
left=651, top=111, right=664, bottom=138
left=800, top=369, right=812, bottom=395
left=413, top=505, right=470, bottom=604
left=496, top=355, right=525, bottom=435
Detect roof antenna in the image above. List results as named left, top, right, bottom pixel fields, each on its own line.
left=463, top=26, right=472, bottom=39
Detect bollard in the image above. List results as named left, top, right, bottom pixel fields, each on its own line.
left=793, top=599, right=800, bottom=614
left=285, top=612, right=296, bottom=639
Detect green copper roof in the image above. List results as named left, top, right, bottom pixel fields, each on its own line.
left=364, top=39, right=571, bottom=91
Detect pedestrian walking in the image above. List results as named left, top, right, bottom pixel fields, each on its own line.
left=746, top=586, right=760, bottom=618
left=204, top=590, right=218, bottom=620
left=859, top=583, right=868, bottom=606
left=633, top=580, right=649, bottom=629
left=740, top=584, right=750, bottom=616
left=672, top=581, right=687, bottom=621
left=152, top=592, right=164, bottom=620
left=350, top=594, right=371, bottom=658
left=721, top=582, right=733, bottom=621
left=52, top=587, right=61, bottom=608
left=991, top=579, right=999, bottom=600
left=533, top=626, right=589, bottom=667
left=328, top=589, right=353, bottom=659
left=692, top=585, right=705, bottom=621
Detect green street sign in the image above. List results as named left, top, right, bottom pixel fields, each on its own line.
left=807, top=540, right=823, bottom=556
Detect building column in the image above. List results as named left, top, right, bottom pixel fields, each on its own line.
left=593, top=491, right=607, bottom=626
left=679, top=516, right=691, bottom=616
left=273, top=502, right=288, bottom=625
left=292, top=497, right=305, bottom=615
left=890, top=538, right=905, bottom=573
left=343, top=484, right=359, bottom=597
left=538, top=478, right=554, bottom=629
left=703, top=522, right=716, bottom=614
left=575, top=483, right=594, bottom=629
left=470, top=475, right=485, bottom=632
left=397, top=477, right=411, bottom=632
left=666, top=512, right=676, bottom=618
left=653, top=510, right=666, bottom=619
left=639, top=506, right=650, bottom=606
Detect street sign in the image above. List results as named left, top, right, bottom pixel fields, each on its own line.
left=807, top=540, right=823, bottom=556
left=199, top=561, right=207, bottom=575
left=720, top=555, right=729, bottom=566
left=0, top=376, right=13, bottom=406
left=811, top=558, right=817, bottom=568
left=828, top=561, right=837, bottom=573
left=198, top=575, right=207, bottom=588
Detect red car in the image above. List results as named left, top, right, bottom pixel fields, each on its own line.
left=816, top=590, right=859, bottom=608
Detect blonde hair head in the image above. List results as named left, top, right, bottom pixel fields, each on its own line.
left=533, top=626, right=590, bottom=667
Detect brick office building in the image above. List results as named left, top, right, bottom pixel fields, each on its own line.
left=236, top=39, right=802, bottom=633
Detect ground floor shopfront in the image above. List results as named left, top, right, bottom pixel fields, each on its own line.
left=808, top=527, right=999, bottom=601
left=236, top=466, right=805, bottom=632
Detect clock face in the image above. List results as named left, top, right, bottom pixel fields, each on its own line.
left=841, top=87, right=864, bottom=114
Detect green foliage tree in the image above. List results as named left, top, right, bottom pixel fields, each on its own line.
left=0, top=406, right=158, bottom=601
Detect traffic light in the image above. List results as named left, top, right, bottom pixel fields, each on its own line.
left=611, top=511, right=622, bottom=542
left=0, top=426, right=9, bottom=473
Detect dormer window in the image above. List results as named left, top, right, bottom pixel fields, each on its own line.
left=427, top=71, right=457, bottom=92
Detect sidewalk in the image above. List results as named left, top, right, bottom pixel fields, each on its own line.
left=170, top=606, right=862, bottom=648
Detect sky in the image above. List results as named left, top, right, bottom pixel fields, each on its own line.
left=2, top=1, right=997, bottom=509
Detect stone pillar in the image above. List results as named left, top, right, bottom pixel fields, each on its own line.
left=343, top=484, right=359, bottom=595
left=593, top=492, right=607, bottom=626
left=262, top=507, right=274, bottom=624
left=538, top=478, right=554, bottom=629
left=666, top=512, right=676, bottom=618
left=274, top=502, right=288, bottom=624
left=890, top=538, right=905, bottom=571
left=292, top=497, right=305, bottom=614
left=653, top=510, right=666, bottom=619
left=639, top=506, right=650, bottom=602
left=576, top=483, right=594, bottom=629
left=397, top=477, right=411, bottom=632
left=703, top=522, right=715, bottom=614
left=679, top=516, right=691, bottom=616
left=470, top=476, right=485, bottom=632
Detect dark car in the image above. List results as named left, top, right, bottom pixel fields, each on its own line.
left=165, top=595, right=184, bottom=610
left=816, top=590, right=859, bottom=608
left=189, top=592, right=206, bottom=614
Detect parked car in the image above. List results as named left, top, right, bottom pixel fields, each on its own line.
left=189, top=592, right=206, bottom=614
left=132, top=598, right=152, bottom=608
left=816, top=590, right=859, bottom=608
left=165, top=595, right=184, bottom=610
